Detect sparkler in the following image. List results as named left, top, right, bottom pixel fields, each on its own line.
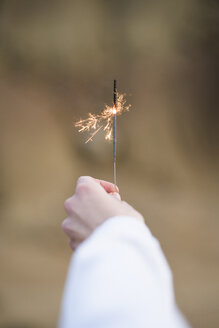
left=113, top=80, right=117, bottom=185
left=75, top=81, right=131, bottom=185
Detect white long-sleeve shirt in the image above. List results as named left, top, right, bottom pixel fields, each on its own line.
left=59, top=216, right=190, bottom=328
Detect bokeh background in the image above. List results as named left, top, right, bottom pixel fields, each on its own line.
left=0, top=1, right=218, bottom=327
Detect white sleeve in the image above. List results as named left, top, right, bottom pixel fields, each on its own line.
left=59, top=216, right=190, bottom=328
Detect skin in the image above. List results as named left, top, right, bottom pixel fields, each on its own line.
left=62, top=176, right=144, bottom=250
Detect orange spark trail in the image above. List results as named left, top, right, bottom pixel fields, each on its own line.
left=75, top=93, right=131, bottom=143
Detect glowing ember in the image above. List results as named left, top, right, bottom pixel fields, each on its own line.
left=75, top=93, right=131, bottom=143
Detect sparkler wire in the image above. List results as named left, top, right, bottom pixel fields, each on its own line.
left=113, top=80, right=117, bottom=186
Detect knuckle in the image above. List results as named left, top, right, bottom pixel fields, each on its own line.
left=76, top=182, right=92, bottom=195
left=64, top=197, right=73, bottom=213
left=62, top=217, right=75, bottom=237
left=64, top=196, right=77, bottom=214
left=61, top=218, right=71, bottom=233
left=77, top=176, right=92, bottom=185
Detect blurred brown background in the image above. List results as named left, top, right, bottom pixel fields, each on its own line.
left=0, top=1, right=218, bottom=327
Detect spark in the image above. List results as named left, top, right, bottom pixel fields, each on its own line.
left=75, top=93, right=131, bottom=143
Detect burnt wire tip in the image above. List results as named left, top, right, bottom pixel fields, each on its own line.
left=113, top=79, right=117, bottom=105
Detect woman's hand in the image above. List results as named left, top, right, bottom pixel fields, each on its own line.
left=62, top=176, right=144, bottom=250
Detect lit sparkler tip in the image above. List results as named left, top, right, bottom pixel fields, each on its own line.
left=75, top=87, right=130, bottom=143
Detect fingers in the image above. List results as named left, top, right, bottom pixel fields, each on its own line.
left=62, top=217, right=89, bottom=242
left=62, top=217, right=75, bottom=239
left=64, top=196, right=76, bottom=215
left=76, top=176, right=119, bottom=194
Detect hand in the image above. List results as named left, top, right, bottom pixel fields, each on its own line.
left=62, top=176, right=144, bottom=250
